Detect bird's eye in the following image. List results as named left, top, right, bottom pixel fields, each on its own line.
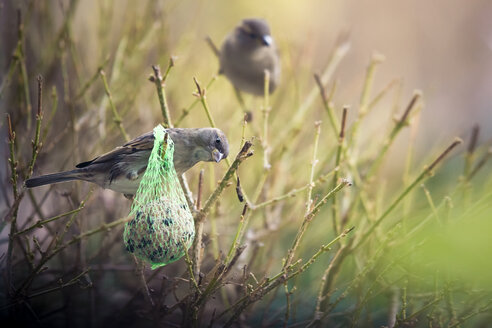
left=215, top=138, right=221, bottom=144
left=248, top=33, right=256, bottom=39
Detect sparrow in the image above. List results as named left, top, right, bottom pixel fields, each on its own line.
left=219, top=18, right=280, bottom=96
left=25, top=128, right=229, bottom=197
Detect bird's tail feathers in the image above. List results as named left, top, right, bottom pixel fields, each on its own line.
left=25, top=170, right=81, bottom=188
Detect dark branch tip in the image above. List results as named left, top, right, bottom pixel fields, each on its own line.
left=399, top=90, right=422, bottom=124
left=427, top=138, right=462, bottom=172
left=468, top=124, right=480, bottom=154
left=193, top=77, right=205, bottom=97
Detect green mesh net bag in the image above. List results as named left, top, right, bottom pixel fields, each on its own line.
left=124, top=124, right=195, bottom=269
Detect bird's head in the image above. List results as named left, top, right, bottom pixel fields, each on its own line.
left=236, top=18, right=273, bottom=48
left=166, top=127, right=229, bottom=174
left=206, top=128, right=229, bottom=163
left=194, top=128, right=229, bottom=163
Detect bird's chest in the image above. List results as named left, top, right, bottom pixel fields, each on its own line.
left=106, top=176, right=142, bottom=195
left=231, top=47, right=274, bottom=73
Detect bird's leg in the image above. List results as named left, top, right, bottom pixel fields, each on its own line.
left=233, top=87, right=252, bottom=122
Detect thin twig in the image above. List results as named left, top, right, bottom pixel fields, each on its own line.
left=225, top=204, right=249, bottom=265
left=366, top=91, right=421, bottom=179
left=251, top=168, right=338, bottom=210
left=41, top=86, right=58, bottom=141
left=421, top=184, right=441, bottom=226
left=74, top=55, right=110, bottom=101
left=193, top=77, right=216, bottom=127
left=175, top=76, right=217, bottom=127
left=6, top=114, right=19, bottom=297
left=26, top=75, right=44, bottom=179
left=332, top=107, right=348, bottom=234
left=306, top=121, right=322, bottom=216
left=192, top=169, right=205, bottom=278
left=150, top=59, right=175, bottom=128
left=467, top=147, right=492, bottom=180
left=15, top=204, right=86, bottom=236
left=99, top=69, right=129, bottom=141
left=367, top=78, right=399, bottom=111
left=16, top=10, right=32, bottom=129
left=314, top=74, right=338, bottom=138
left=313, top=246, right=345, bottom=324
left=183, top=244, right=201, bottom=294
left=348, top=53, right=385, bottom=150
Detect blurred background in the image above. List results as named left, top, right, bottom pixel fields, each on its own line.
left=1, top=0, right=491, bottom=327
left=1, top=0, right=491, bottom=186
left=3, top=0, right=491, bottom=143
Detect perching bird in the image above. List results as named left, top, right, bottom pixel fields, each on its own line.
left=219, top=18, right=280, bottom=96
left=25, top=128, right=229, bottom=197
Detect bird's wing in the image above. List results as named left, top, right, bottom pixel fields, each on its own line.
left=122, top=131, right=156, bottom=149
left=75, top=131, right=155, bottom=168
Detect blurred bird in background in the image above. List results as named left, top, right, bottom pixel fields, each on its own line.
left=219, top=18, right=280, bottom=96
left=25, top=128, right=229, bottom=197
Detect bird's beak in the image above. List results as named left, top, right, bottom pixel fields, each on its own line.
left=261, top=35, right=272, bottom=46
left=212, top=149, right=223, bottom=163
